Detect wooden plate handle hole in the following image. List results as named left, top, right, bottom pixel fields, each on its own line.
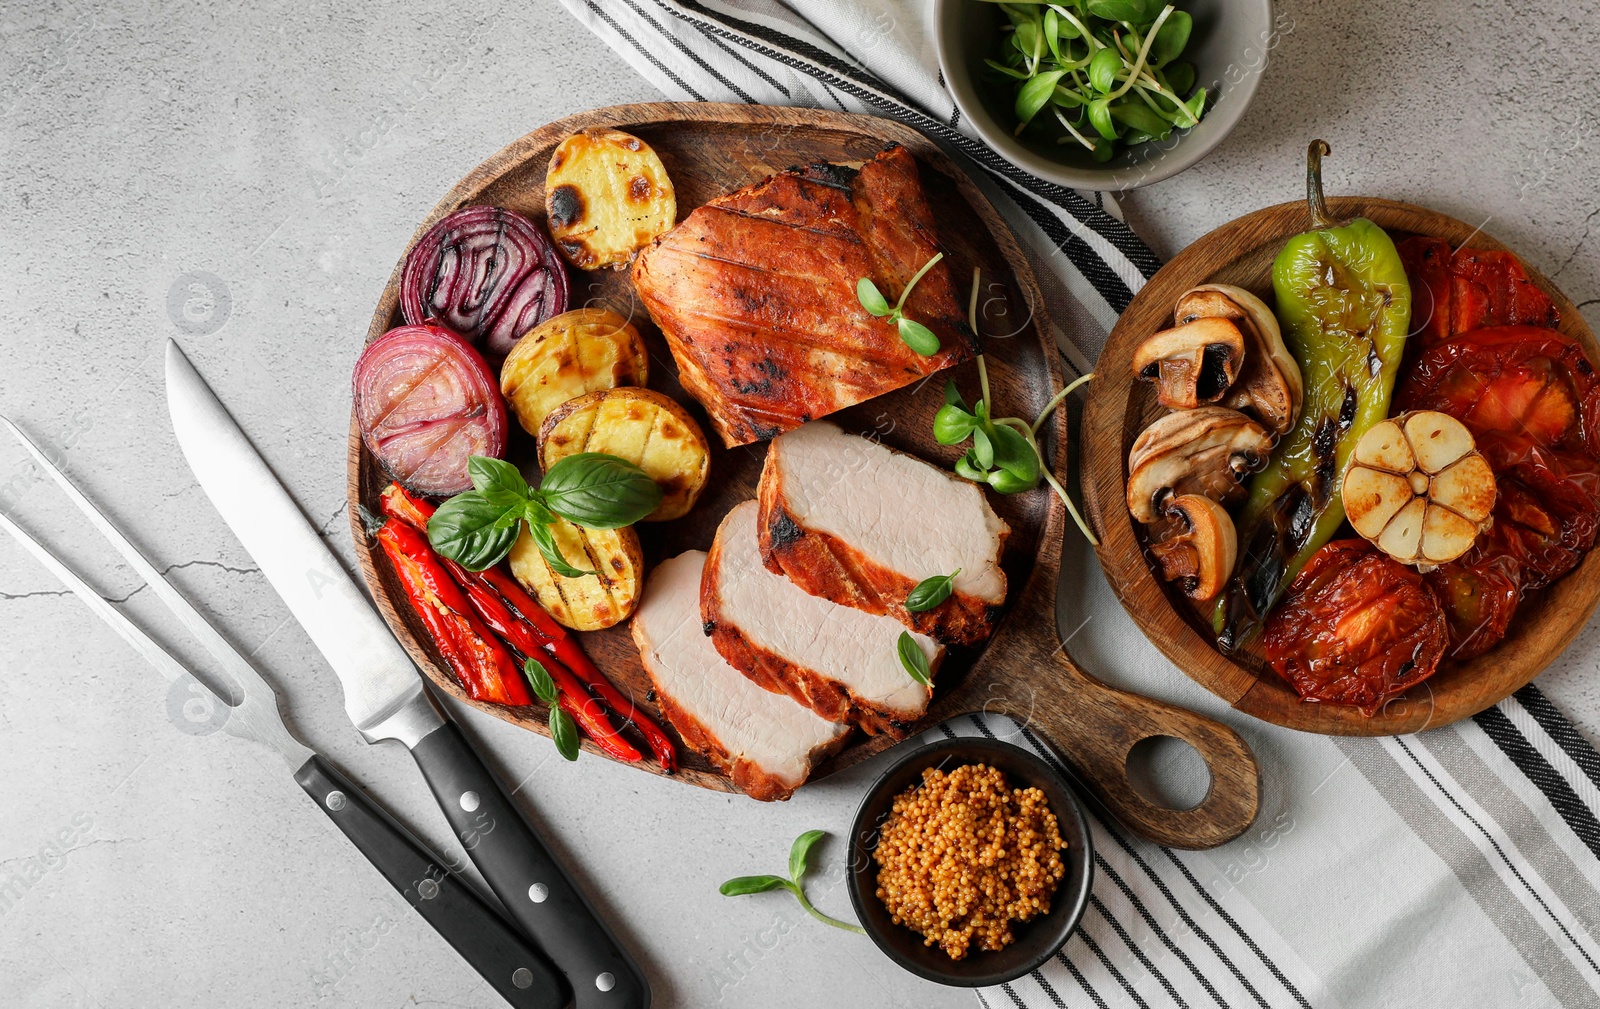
left=1124, top=734, right=1212, bottom=812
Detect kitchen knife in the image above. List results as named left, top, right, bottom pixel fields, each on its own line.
left=0, top=424, right=562, bottom=1009
left=164, top=340, right=650, bottom=1009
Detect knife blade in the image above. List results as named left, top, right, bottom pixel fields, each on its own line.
left=164, top=340, right=651, bottom=1009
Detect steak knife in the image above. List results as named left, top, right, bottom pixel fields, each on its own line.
left=164, top=340, right=650, bottom=1009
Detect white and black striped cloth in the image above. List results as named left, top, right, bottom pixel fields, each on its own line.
left=558, top=2, right=1600, bottom=1005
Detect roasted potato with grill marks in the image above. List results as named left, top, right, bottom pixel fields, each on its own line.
left=508, top=518, right=643, bottom=631
left=545, top=128, right=676, bottom=271
left=499, top=308, right=647, bottom=436
left=538, top=388, right=710, bottom=522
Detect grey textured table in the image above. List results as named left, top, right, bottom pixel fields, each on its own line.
left=1, top=2, right=1596, bottom=1007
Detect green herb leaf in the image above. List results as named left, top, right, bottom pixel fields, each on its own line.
left=468, top=455, right=529, bottom=498
left=1012, top=19, right=1040, bottom=58
left=1042, top=7, right=1064, bottom=63
left=896, top=631, right=934, bottom=688
left=943, top=379, right=968, bottom=410
left=933, top=403, right=978, bottom=445
left=427, top=492, right=524, bottom=571
left=1185, top=86, right=1208, bottom=119
left=1014, top=69, right=1067, bottom=127
left=1151, top=9, right=1191, bottom=64
left=856, top=277, right=892, bottom=317
left=549, top=705, right=580, bottom=761
left=530, top=520, right=594, bottom=579
left=1163, top=60, right=1196, bottom=95
left=990, top=423, right=1041, bottom=483
left=1111, top=101, right=1171, bottom=138
left=988, top=467, right=1039, bottom=494
left=523, top=657, right=558, bottom=705
left=1086, top=0, right=1157, bottom=22
left=789, top=829, right=825, bottom=882
left=538, top=452, right=662, bottom=529
left=719, top=875, right=795, bottom=897
left=906, top=569, right=960, bottom=613
left=1087, top=96, right=1118, bottom=139
left=1088, top=47, right=1122, bottom=94
left=897, top=317, right=941, bottom=356
left=972, top=426, right=995, bottom=470
left=954, top=452, right=989, bottom=483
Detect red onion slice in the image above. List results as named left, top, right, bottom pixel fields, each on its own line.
left=399, top=205, right=569, bottom=360
left=353, top=323, right=507, bottom=496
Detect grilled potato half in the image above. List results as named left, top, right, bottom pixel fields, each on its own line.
left=508, top=518, right=643, bottom=631
left=545, top=128, right=676, bottom=271
left=500, top=308, right=648, bottom=436
left=538, top=388, right=710, bottom=522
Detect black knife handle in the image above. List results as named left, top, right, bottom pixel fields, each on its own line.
left=294, top=754, right=569, bottom=1009
left=409, top=720, right=650, bottom=1009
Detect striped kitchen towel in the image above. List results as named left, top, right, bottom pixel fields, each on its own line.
left=558, top=2, right=1600, bottom=1006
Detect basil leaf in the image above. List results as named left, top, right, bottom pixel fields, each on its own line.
left=857, top=277, right=892, bottom=317
left=933, top=403, right=977, bottom=446
left=906, top=569, right=960, bottom=613
left=789, top=829, right=825, bottom=882
left=538, top=452, right=662, bottom=529
left=1087, top=0, right=1157, bottom=22
left=529, top=520, right=594, bottom=579
left=549, top=705, right=580, bottom=761
left=990, top=423, right=1041, bottom=482
left=719, top=875, right=794, bottom=897
left=1087, top=96, right=1119, bottom=140
left=1152, top=9, right=1192, bottom=64
left=943, top=379, right=968, bottom=411
left=523, top=657, right=558, bottom=706
left=896, top=631, right=933, bottom=688
left=972, top=426, right=995, bottom=470
left=468, top=455, right=529, bottom=499
left=1014, top=69, right=1067, bottom=127
left=897, top=317, right=941, bottom=356
left=427, top=492, right=523, bottom=571
left=1088, top=48, right=1122, bottom=94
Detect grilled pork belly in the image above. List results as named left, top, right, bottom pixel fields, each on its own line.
left=758, top=422, right=1009, bottom=645
left=631, top=145, right=976, bottom=448
left=632, top=551, right=850, bottom=801
left=702, top=501, right=941, bottom=738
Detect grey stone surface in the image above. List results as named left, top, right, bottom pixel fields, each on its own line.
left=0, top=1, right=1596, bottom=1007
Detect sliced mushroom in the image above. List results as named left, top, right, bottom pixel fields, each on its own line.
left=1126, top=406, right=1274, bottom=523
left=1175, top=284, right=1303, bottom=434
left=1149, top=494, right=1238, bottom=602
left=1133, top=317, right=1246, bottom=410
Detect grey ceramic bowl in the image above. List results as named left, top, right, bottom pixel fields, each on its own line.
left=934, top=0, right=1274, bottom=191
left=846, top=737, right=1094, bottom=987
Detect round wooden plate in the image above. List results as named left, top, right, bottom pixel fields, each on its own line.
left=1082, top=197, right=1600, bottom=735
left=349, top=103, right=1263, bottom=849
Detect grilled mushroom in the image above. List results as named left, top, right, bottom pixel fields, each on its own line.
left=1149, top=495, right=1238, bottom=601
left=1132, top=317, right=1246, bottom=410
left=1126, top=406, right=1274, bottom=523
left=1175, top=284, right=1303, bottom=434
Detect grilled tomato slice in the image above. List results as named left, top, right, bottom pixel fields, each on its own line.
left=1424, top=549, right=1522, bottom=661
left=1263, top=539, right=1449, bottom=713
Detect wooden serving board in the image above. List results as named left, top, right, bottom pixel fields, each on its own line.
left=1083, top=198, right=1600, bottom=735
left=350, top=103, right=1261, bottom=849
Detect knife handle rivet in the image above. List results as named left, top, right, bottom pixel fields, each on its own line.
left=528, top=883, right=548, bottom=903
left=325, top=791, right=346, bottom=811
left=459, top=790, right=481, bottom=812
left=417, top=878, right=440, bottom=900
left=595, top=972, right=616, bottom=992
left=512, top=968, right=534, bottom=989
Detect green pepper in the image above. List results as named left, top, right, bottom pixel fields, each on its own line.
left=1214, top=141, right=1412, bottom=650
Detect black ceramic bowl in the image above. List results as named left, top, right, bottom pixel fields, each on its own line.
left=846, top=737, right=1094, bottom=987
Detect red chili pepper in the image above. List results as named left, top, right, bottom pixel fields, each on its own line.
left=377, top=523, right=531, bottom=707
left=381, top=482, right=678, bottom=771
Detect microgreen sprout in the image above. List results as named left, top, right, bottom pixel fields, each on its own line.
left=720, top=831, right=866, bottom=934
left=857, top=252, right=945, bottom=356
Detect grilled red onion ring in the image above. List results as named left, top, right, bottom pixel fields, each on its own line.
left=400, top=205, right=569, bottom=360
left=353, top=323, right=506, bottom=496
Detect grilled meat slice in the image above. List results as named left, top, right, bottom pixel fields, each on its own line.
left=632, top=551, right=850, bottom=801
left=631, top=144, right=977, bottom=447
left=702, top=501, right=941, bottom=738
left=758, top=422, right=1009, bottom=645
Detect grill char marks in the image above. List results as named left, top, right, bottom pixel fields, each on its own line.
left=632, top=145, right=976, bottom=447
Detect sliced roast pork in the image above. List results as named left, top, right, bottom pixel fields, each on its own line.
left=757, top=422, right=1009, bottom=646
left=631, top=551, right=850, bottom=801
left=631, top=145, right=976, bottom=448
left=702, top=501, right=941, bottom=738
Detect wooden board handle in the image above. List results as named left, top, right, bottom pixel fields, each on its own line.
left=966, top=639, right=1261, bottom=849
